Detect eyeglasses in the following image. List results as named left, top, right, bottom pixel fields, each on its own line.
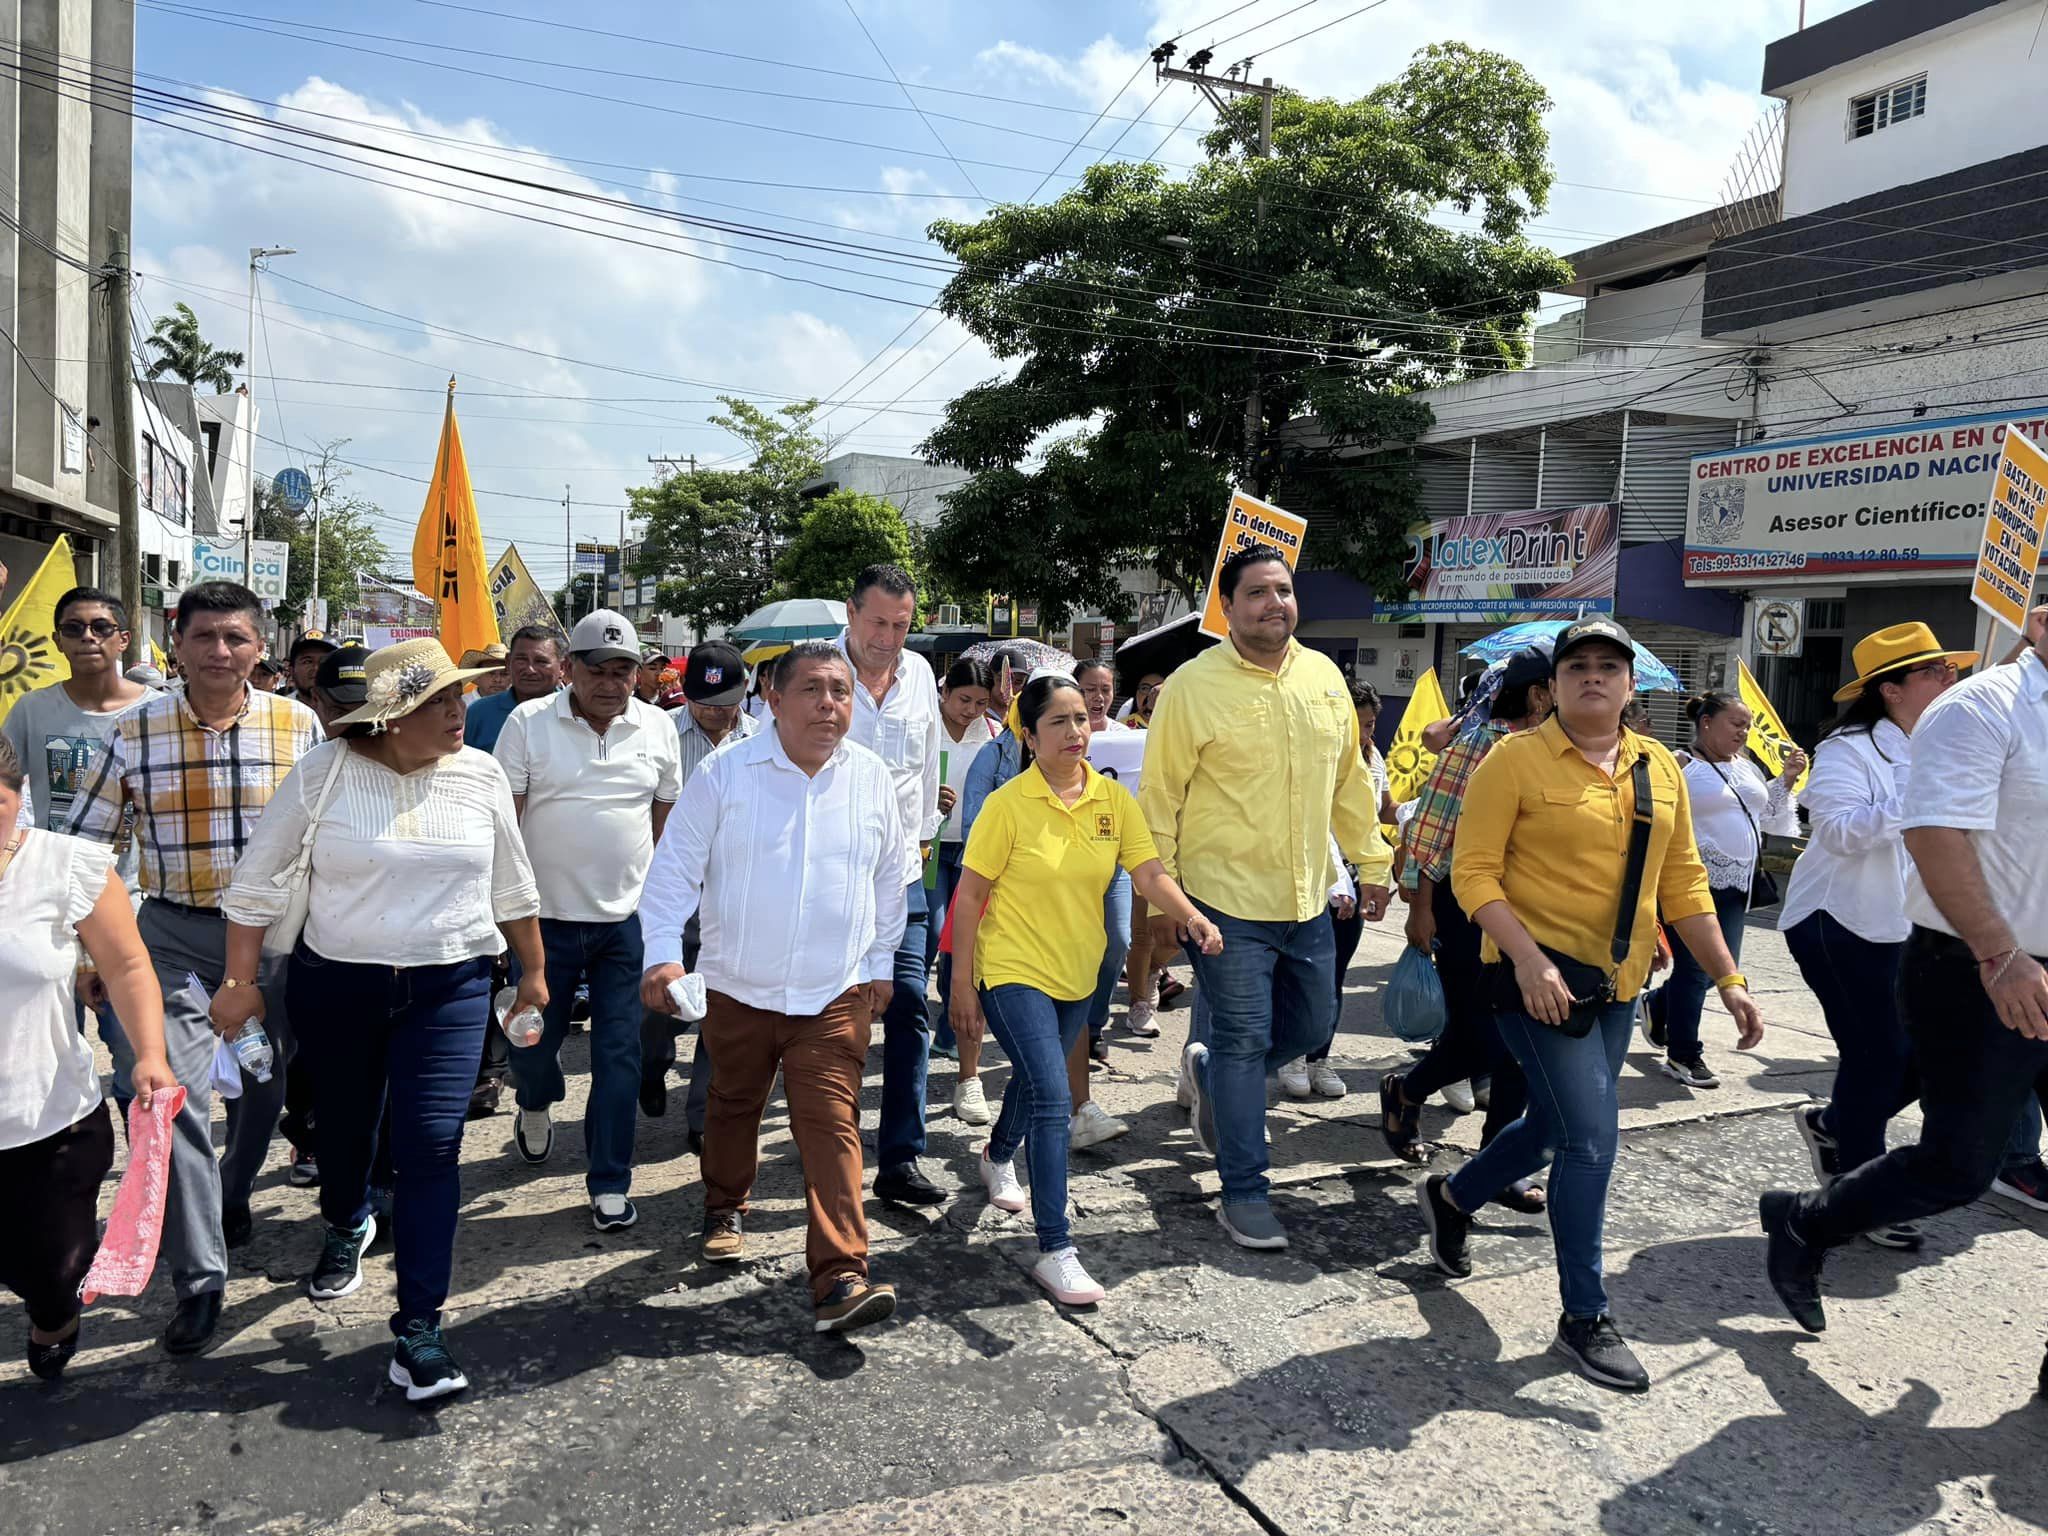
left=1903, top=660, right=1958, bottom=681
left=57, top=619, right=122, bottom=640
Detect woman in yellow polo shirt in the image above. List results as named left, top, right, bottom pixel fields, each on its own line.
left=951, top=674, right=1220, bottom=1307
left=1418, top=618, right=1765, bottom=1394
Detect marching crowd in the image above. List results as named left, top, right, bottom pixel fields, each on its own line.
left=5, top=546, right=2048, bottom=1407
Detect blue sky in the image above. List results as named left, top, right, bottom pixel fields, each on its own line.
left=129, top=0, right=1866, bottom=587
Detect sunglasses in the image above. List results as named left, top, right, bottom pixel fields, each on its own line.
left=58, top=619, right=123, bottom=640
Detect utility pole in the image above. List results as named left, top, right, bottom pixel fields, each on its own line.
left=617, top=504, right=627, bottom=611
left=244, top=246, right=294, bottom=584
left=105, top=232, right=143, bottom=664
left=1152, top=44, right=1279, bottom=492
left=647, top=453, right=697, bottom=476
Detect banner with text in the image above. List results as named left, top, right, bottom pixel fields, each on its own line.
left=1379, top=503, right=1617, bottom=623
left=489, top=544, right=568, bottom=640
left=1971, top=428, right=2048, bottom=633
left=1685, top=409, right=2048, bottom=585
left=1198, top=490, right=1307, bottom=641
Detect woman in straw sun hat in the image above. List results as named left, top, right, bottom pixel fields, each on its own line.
left=212, top=637, right=546, bottom=1403
left=1778, top=620, right=1979, bottom=1254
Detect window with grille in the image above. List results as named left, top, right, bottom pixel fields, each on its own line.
left=1849, top=74, right=1926, bottom=139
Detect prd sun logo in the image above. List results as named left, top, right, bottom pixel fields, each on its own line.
left=0, top=620, right=59, bottom=706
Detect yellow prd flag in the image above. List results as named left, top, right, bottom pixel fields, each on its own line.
left=0, top=536, right=75, bottom=725
left=1386, top=666, right=1451, bottom=805
left=1736, top=657, right=1809, bottom=793
left=411, top=379, right=500, bottom=665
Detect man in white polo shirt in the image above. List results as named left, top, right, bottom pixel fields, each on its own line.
left=833, top=563, right=945, bottom=1207
left=638, top=640, right=908, bottom=1336
left=494, top=608, right=682, bottom=1232
left=1764, top=622, right=2048, bottom=1380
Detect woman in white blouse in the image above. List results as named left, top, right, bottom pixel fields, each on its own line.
left=0, top=735, right=174, bottom=1381
left=213, top=639, right=545, bottom=1404
left=1648, top=691, right=1803, bottom=1090
left=1778, top=622, right=1977, bottom=1251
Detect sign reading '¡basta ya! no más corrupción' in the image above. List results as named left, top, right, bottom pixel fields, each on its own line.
left=1684, top=409, right=2048, bottom=584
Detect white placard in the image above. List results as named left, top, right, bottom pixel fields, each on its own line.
left=1087, top=729, right=1146, bottom=795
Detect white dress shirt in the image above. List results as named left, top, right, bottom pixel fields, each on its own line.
left=1681, top=755, right=1800, bottom=893
left=1903, top=653, right=2048, bottom=956
left=834, top=633, right=941, bottom=869
left=222, top=741, right=541, bottom=965
left=493, top=692, right=682, bottom=924
left=1779, top=719, right=1913, bottom=943
left=638, top=725, right=910, bottom=1015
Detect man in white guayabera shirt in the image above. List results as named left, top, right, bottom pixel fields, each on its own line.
left=639, top=641, right=908, bottom=1337
left=494, top=608, right=681, bottom=1234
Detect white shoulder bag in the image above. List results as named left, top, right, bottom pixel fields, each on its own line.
left=260, top=745, right=349, bottom=958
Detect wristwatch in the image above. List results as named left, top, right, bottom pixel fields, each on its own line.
left=220, top=977, right=257, bottom=991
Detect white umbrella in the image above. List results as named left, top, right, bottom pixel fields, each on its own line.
left=731, top=598, right=847, bottom=644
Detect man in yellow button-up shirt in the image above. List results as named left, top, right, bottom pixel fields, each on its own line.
left=1140, top=546, right=1392, bottom=1251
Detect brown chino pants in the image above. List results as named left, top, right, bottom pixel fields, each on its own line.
left=700, top=987, right=873, bottom=1302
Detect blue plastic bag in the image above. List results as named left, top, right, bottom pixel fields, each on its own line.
left=1385, top=945, right=1447, bottom=1043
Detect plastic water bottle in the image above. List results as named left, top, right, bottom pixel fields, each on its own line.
left=232, top=1021, right=275, bottom=1083
left=494, top=986, right=543, bottom=1047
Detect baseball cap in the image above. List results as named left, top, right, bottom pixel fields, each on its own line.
left=684, top=640, right=747, bottom=705
left=567, top=608, right=641, bottom=665
left=313, top=643, right=372, bottom=707
left=1550, top=616, right=1636, bottom=672
left=1499, top=644, right=1554, bottom=698
left=289, top=633, right=337, bottom=661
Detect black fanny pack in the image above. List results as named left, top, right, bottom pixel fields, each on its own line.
left=1485, top=755, right=1654, bottom=1039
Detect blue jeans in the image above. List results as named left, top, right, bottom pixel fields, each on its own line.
left=289, top=945, right=492, bottom=1335
left=1449, top=999, right=1635, bottom=1320
left=878, top=879, right=932, bottom=1169
left=1086, top=870, right=1134, bottom=1038
left=512, top=915, right=645, bottom=1196
left=1653, top=884, right=1748, bottom=1059
left=1185, top=897, right=1336, bottom=1207
left=929, top=845, right=964, bottom=1054
left=1308, top=904, right=1366, bottom=1063
left=982, top=984, right=1089, bottom=1252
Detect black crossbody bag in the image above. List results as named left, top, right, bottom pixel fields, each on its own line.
left=1486, top=756, right=1655, bottom=1039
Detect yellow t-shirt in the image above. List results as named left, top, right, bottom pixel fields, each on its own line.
left=963, top=762, right=1160, bottom=1000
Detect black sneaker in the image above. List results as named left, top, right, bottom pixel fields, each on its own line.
left=1089, top=1032, right=1110, bottom=1065
left=288, top=1148, right=320, bottom=1187
left=873, top=1162, right=946, bottom=1208
left=1992, top=1157, right=2048, bottom=1212
left=389, top=1321, right=468, bottom=1403
left=26, top=1326, right=80, bottom=1381
left=222, top=1203, right=254, bottom=1249
left=308, top=1215, right=377, bottom=1300
left=1641, top=998, right=1667, bottom=1051
left=1552, top=1313, right=1650, bottom=1392
left=1660, top=1054, right=1719, bottom=1089
left=1795, top=1103, right=1841, bottom=1183
left=639, top=1071, right=668, bottom=1119
left=1759, top=1190, right=1827, bottom=1332
left=1419, top=1174, right=1472, bottom=1278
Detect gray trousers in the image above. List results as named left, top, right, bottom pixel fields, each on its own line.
left=138, top=899, right=294, bottom=1299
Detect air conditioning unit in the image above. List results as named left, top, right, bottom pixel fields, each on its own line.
left=935, top=603, right=961, bottom=627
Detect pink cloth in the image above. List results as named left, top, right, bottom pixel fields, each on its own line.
left=78, top=1087, right=186, bottom=1306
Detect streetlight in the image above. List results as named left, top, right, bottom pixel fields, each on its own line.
left=244, top=246, right=295, bottom=584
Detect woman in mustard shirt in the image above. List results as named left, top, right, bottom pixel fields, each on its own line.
left=951, top=675, right=1220, bottom=1307
left=1419, top=619, right=1764, bottom=1394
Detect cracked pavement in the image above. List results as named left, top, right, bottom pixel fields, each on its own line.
left=6, top=916, right=2048, bottom=1534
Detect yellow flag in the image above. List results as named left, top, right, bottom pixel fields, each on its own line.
left=1736, top=657, right=1809, bottom=793
left=0, top=536, right=75, bottom=725
left=1386, top=666, right=1450, bottom=804
left=411, top=381, right=501, bottom=665
left=148, top=637, right=168, bottom=673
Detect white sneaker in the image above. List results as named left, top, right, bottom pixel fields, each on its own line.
left=953, top=1076, right=991, bottom=1126
left=514, top=1107, right=552, bottom=1163
left=1310, top=1062, right=1346, bottom=1099
left=1031, top=1246, right=1106, bottom=1305
left=1277, top=1059, right=1314, bottom=1099
left=979, top=1147, right=1026, bottom=1212
left=1125, top=1000, right=1160, bottom=1037
left=1440, top=1080, right=1477, bottom=1114
left=1070, top=1101, right=1130, bottom=1149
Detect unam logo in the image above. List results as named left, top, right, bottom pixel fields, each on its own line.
left=1696, top=482, right=1745, bottom=546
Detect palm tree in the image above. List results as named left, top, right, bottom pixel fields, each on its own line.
left=144, top=303, right=245, bottom=394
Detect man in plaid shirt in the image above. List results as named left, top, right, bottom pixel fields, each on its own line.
left=1381, top=647, right=1552, bottom=1174
left=67, top=582, right=322, bottom=1356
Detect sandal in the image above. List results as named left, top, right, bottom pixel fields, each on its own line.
left=1378, top=1071, right=1428, bottom=1163
left=1493, top=1177, right=1547, bottom=1215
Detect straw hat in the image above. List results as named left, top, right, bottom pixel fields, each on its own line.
left=328, top=637, right=501, bottom=730
left=1832, top=621, right=1981, bottom=702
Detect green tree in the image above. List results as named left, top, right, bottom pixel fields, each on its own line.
left=144, top=302, right=246, bottom=394
left=250, top=443, right=392, bottom=621
left=629, top=398, right=825, bottom=632
left=919, top=43, right=1572, bottom=622
left=773, top=490, right=913, bottom=604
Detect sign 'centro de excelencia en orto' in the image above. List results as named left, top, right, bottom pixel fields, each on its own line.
left=1683, top=408, right=2048, bottom=585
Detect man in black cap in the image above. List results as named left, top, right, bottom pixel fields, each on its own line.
left=641, top=640, right=759, bottom=1139
left=284, top=634, right=337, bottom=702
left=305, top=643, right=370, bottom=735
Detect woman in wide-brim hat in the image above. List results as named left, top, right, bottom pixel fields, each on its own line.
left=212, top=637, right=547, bottom=1403
left=1780, top=621, right=1976, bottom=1253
